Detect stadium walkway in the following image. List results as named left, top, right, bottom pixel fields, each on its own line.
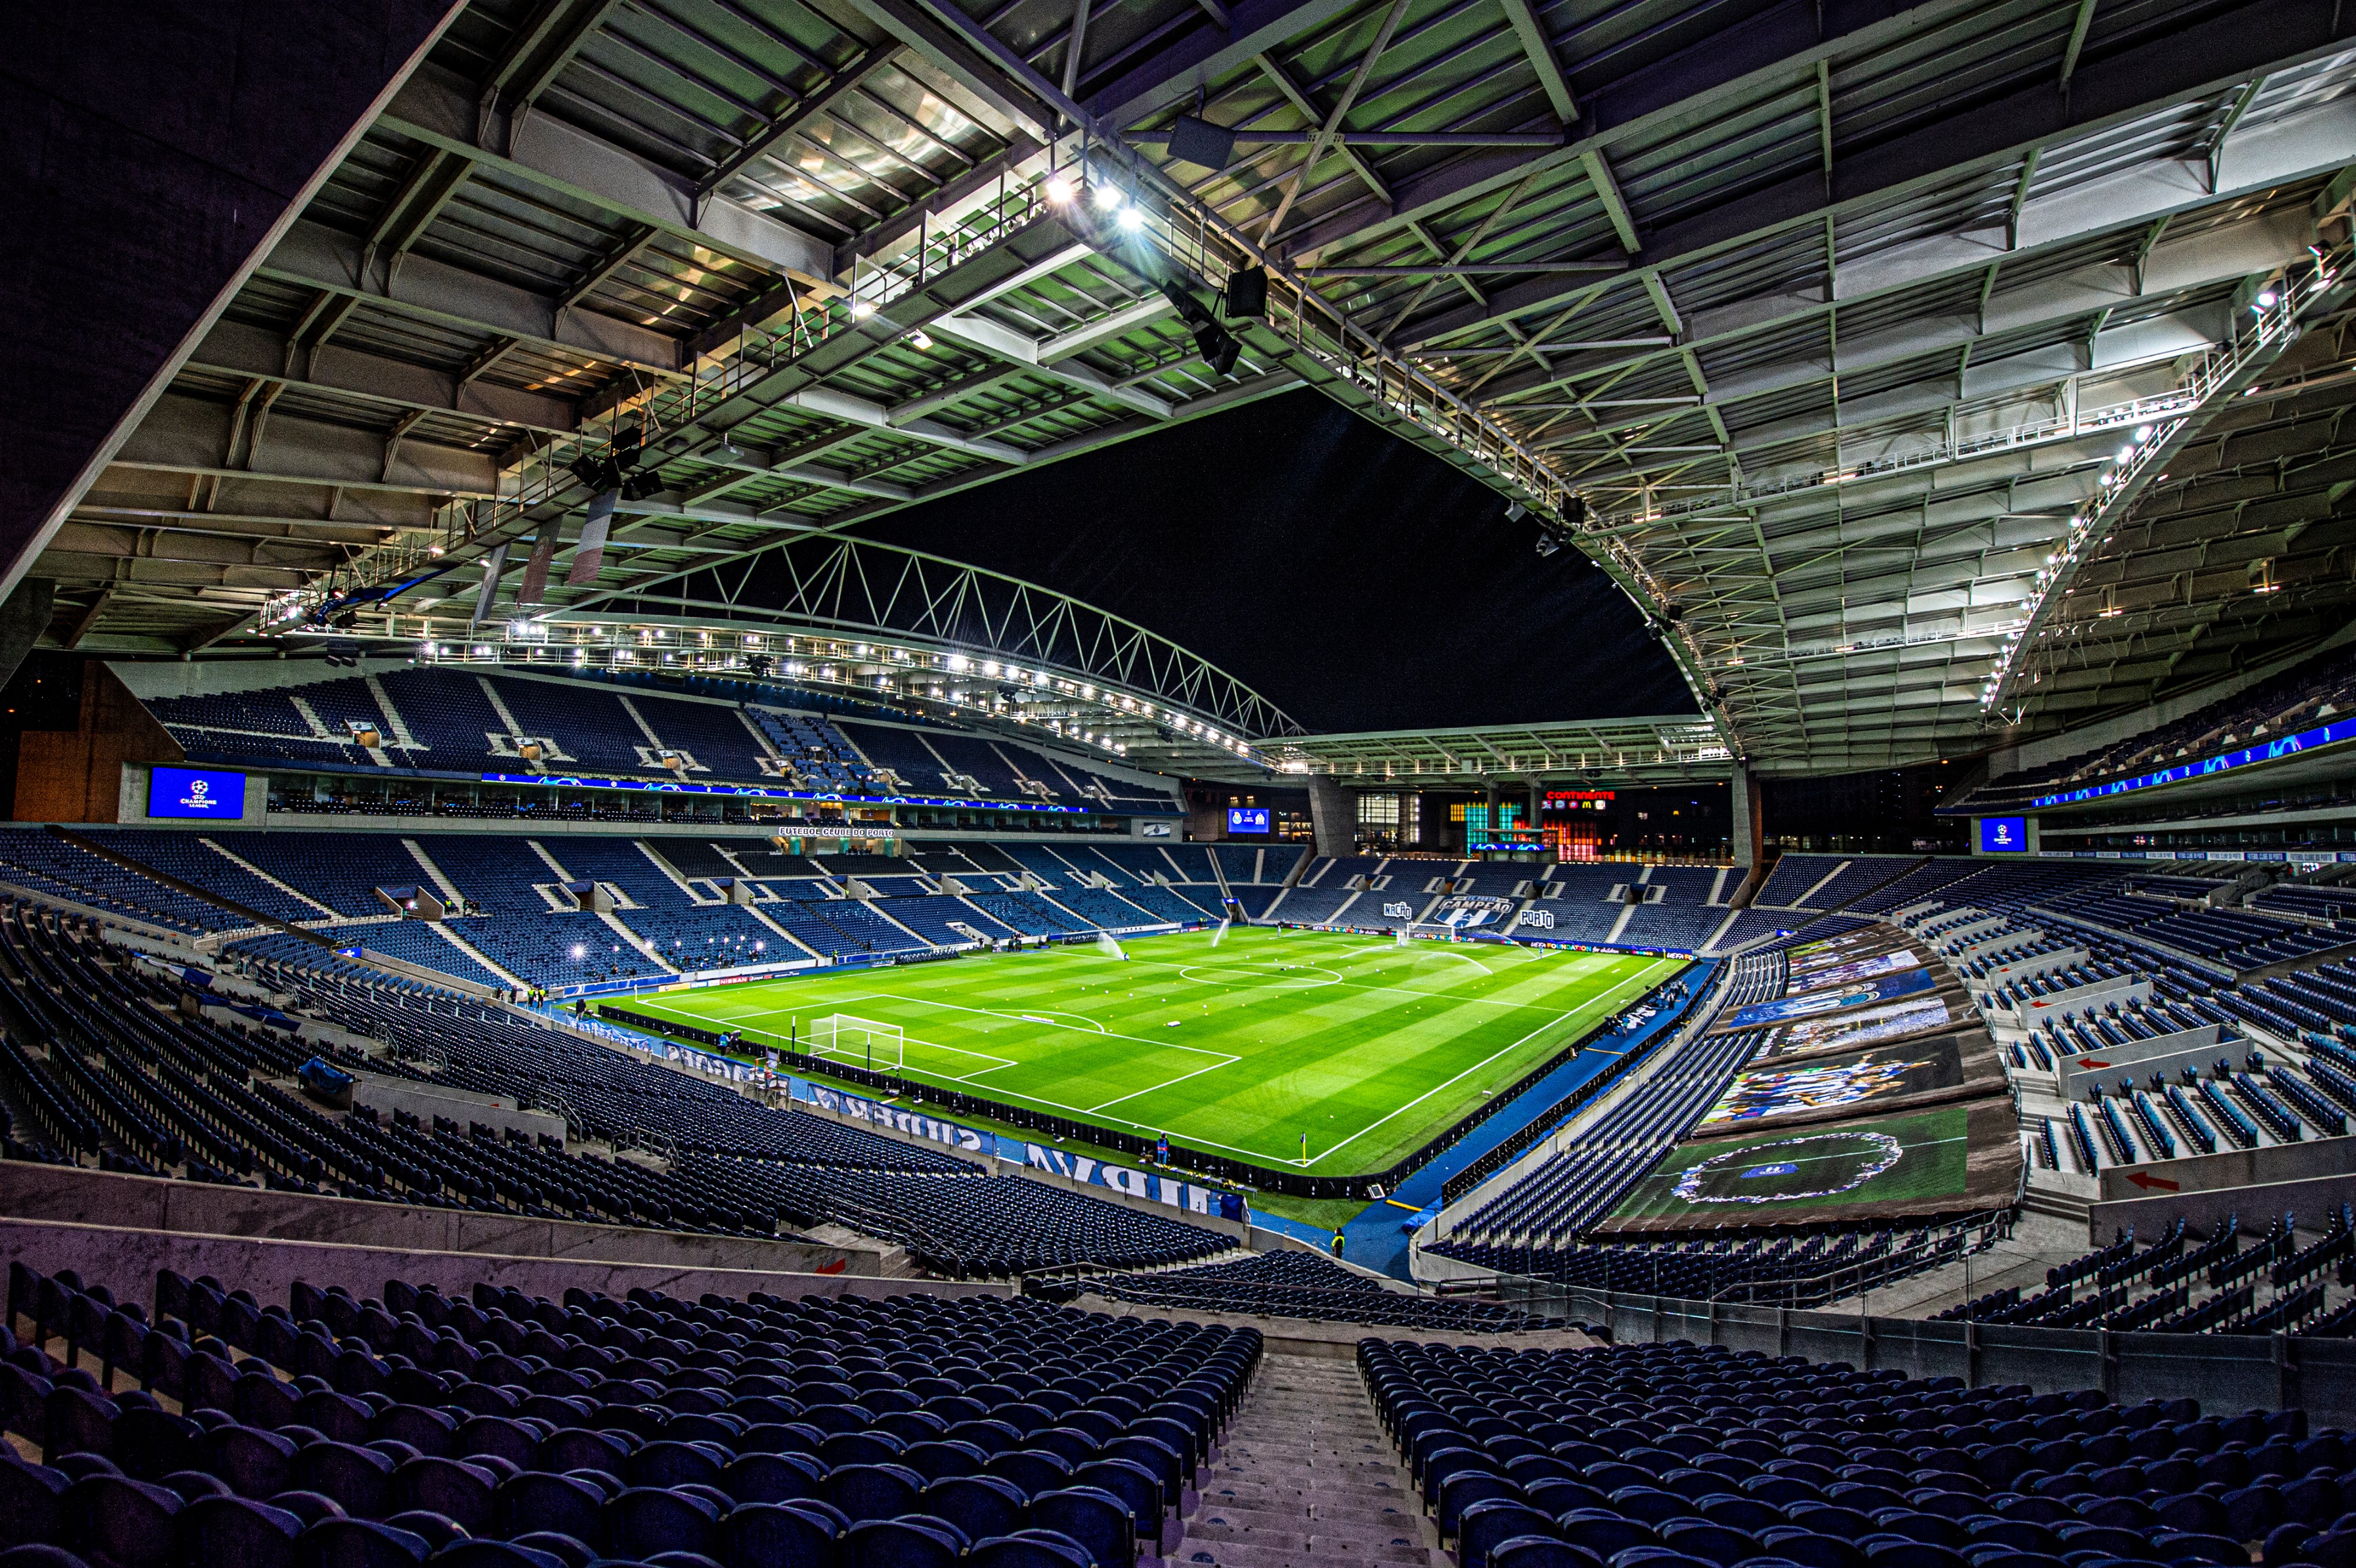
left=1171, top=1351, right=1440, bottom=1568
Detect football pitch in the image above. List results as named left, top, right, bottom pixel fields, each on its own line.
left=621, top=927, right=1678, bottom=1173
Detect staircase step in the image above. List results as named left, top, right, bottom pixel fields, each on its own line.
left=1171, top=1351, right=1444, bottom=1568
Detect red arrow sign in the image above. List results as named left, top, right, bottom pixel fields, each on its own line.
left=2079, top=1059, right=2110, bottom=1069
left=2125, top=1172, right=2181, bottom=1192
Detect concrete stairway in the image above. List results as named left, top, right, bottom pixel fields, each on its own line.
left=1171, top=1352, right=1442, bottom=1568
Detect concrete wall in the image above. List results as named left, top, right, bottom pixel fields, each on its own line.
left=14, top=664, right=183, bottom=824
left=2094, top=1137, right=2356, bottom=1211
left=0, top=3, right=466, bottom=602
left=2092, top=1149, right=2356, bottom=1233
left=0, top=1216, right=1006, bottom=1320
left=346, top=1075, right=567, bottom=1146
left=0, top=1161, right=882, bottom=1277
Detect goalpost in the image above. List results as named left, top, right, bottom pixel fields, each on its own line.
left=808, top=1014, right=905, bottom=1072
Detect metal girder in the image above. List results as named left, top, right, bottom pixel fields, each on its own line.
left=841, top=0, right=1056, bottom=143
left=494, top=534, right=1303, bottom=740
left=187, top=318, right=580, bottom=438
left=1088, top=0, right=1372, bottom=129
left=1497, top=0, right=1576, bottom=125
left=926, top=314, right=1176, bottom=417
left=387, top=66, right=837, bottom=284
left=1261, top=0, right=1413, bottom=242
left=1990, top=235, right=2356, bottom=709
left=697, top=45, right=903, bottom=203
left=1287, top=0, right=2347, bottom=277
left=258, top=220, right=681, bottom=378
left=1252, top=53, right=1393, bottom=207
left=105, top=392, right=501, bottom=501
left=480, top=0, right=626, bottom=128
left=1269, top=717, right=1732, bottom=780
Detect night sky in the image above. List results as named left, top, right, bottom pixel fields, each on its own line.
left=853, top=389, right=1696, bottom=734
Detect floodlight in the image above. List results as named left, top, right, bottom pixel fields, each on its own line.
left=2258, top=289, right=2279, bottom=307
left=1116, top=205, right=1145, bottom=232
left=908, top=329, right=934, bottom=350
left=1043, top=174, right=1076, bottom=203
left=1091, top=182, right=1125, bottom=211
left=619, top=469, right=664, bottom=501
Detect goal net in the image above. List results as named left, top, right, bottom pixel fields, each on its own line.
left=809, top=1014, right=904, bottom=1071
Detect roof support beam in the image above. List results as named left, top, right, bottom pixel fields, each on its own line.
left=926, top=313, right=1176, bottom=416
left=1262, top=0, right=1412, bottom=243
left=1498, top=0, right=1577, bottom=124
left=480, top=0, right=626, bottom=134
left=258, top=220, right=680, bottom=378
left=840, top=0, right=1055, bottom=143
left=1581, top=149, right=1640, bottom=254
left=387, top=68, right=835, bottom=285
left=696, top=44, right=901, bottom=202
left=1252, top=54, right=1392, bottom=205
left=2058, top=0, right=2099, bottom=95
left=1279, top=0, right=2346, bottom=269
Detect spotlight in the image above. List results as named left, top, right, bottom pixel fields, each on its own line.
left=1505, top=502, right=1528, bottom=523
left=1043, top=174, right=1076, bottom=204
left=619, top=469, right=665, bottom=502
left=2257, top=289, right=2279, bottom=308
left=1535, top=533, right=1561, bottom=558
left=1560, top=495, right=1590, bottom=529
left=908, top=329, right=934, bottom=350
left=1091, top=182, right=1125, bottom=211
left=1116, top=205, right=1145, bottom=232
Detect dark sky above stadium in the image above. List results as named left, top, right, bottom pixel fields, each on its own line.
left=859, top=389, right=1697, bottom=734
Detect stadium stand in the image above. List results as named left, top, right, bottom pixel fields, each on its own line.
left=1360, top=1332, right=2339, bottom=1568
left=1956, top=642, right=2356, bottom=814
left=1748, top=855, right=1846, bottom=909
left=1055, top=1252, right=1564, bottom=1332
left=0, top=902, right=1264, bottom=1283
left=0, top=1253, right=1260, bottom=1568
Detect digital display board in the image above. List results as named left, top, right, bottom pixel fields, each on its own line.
left=1976, top=816, right=2028, bottom=854
left=148, top=767, right=247, bottom=821
left=1543, top=790, right=1615, bottom=815
left=1226, top=806, right=1270, bottom=834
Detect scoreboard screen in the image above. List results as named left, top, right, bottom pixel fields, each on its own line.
left=1227, top=806, right=1270, bottom=834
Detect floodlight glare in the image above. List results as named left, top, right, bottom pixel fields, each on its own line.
left=1091, top=182, right=1124, bottom=211
left=1116, top=205, right=1144, bottom=231
left=1043, top=174, right=1075, bottom=203
left=2258, top=289, right=2279, bottom=307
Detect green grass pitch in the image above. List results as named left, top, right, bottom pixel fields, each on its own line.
left=619, top=927, right=1679, bottom=1174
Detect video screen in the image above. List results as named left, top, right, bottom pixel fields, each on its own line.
left=148, top=767, right=246, bottom=821
left=1227, top=806, right=1270, bottom=833
left=1977, top=816, right=2028, bottom=852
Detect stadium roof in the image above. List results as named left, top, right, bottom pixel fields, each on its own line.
left=32, top=0, right=2356, bottom=776
left=1270, top=717, right=1731, bottom=784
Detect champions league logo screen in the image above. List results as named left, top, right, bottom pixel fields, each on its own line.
left=148, top=767, right=246, bottom=821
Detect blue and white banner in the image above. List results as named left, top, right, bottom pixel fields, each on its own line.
left=793, top=1079, right=992, bottom=1154
left=661, top=1041, right=769, bottom=1085
left=1019, top=1144, right=1246, bottom=1220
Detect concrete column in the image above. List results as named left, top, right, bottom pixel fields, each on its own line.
left=1730, top=763, right=1762, bottom=871
left=0, top=1, right=466, bottom=605
left=1527, top=776, right=1546, bottom=837
left=1307, top=775, right=1354, bottom=859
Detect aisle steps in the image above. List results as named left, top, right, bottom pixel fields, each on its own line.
left=1171, top=1352, right=1442, bottom=1568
